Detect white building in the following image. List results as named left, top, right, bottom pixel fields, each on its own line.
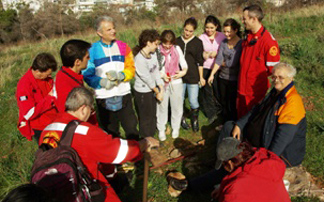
left=2, top=0, right=55, bottom=11
left=134, top=0, right=155, bottom=11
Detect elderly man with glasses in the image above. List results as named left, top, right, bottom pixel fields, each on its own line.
left=228, top=62, right=306, bottom=167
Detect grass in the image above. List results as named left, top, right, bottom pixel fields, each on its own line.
left=1, top=4, right=324, bottom=201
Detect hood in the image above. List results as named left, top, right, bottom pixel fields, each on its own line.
left=234, top=148, right=286, bottom=182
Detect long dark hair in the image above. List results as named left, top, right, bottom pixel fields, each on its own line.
left=204, top=15, right=221, bottom=32
left=183, top=17, right=198, bottom=30
left=223, top=18, right=242, bottom=38
left=133, top=29, right=160, bottom=56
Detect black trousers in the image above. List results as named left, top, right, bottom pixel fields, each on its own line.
left=217, top=77, right=237, bottom=122
left=134, top=91, right=157, bottom=138
left=199, top=69, right=222, bottom=120
left=96, top=93, right=139, bottom=140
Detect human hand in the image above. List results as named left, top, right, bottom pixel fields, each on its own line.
left=200, top=78, right=206, bottom=87
left=156, top=92, right=163, bottom=102
left=48, top=89, right=54, bottom=96
left=208, top=75, right=214, bottom=86
left=211, top=186, right=220, bottom=201
left=174, top=70, right=186, bottom=79
left=163, top=74, right=170, bottom=82
left=100, top=78, right=116, bottom=90
left=203, top=51, right=210, bottom=60
left=144, top=137, right=160, bottom=152
left=232, top=125, right=241, bottom=140
left=106, top=71, right=125, bottom=83
left=209, top=51, right=217, bottom=58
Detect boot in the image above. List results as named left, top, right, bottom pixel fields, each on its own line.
left=181, top=116, right=190, bottom=130
left=191, top=108, right=199, bottom=132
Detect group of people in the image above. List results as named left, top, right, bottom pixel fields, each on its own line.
left=12, top=3, right=307, bottom=202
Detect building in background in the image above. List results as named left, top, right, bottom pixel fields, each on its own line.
left=1, top=0, right=157, bottom=13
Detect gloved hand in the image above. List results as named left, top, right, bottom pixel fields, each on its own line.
left=106, top=70, right=125, bottom=83
left=100, top=78, right=115, bottom=90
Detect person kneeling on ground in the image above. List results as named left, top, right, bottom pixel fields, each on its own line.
left=39, top=87, right=159, bottom=202
left=211, top=137, right=290, bottom=202
left=167, top=138, right=291, bottom=202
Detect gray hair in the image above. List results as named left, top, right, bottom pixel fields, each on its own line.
left=273, top=63, right=297, bottom=78
left=95, top=16, right=114, bottom=32
left=65, top=87, right=94, bottom=112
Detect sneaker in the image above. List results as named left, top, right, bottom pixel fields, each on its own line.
left=172, top=130, right=179, bottom=139
left=159, top=131, right=166, bottom=141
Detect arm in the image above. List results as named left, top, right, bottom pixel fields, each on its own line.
left=199, top=66, right=205, bottom=87
left=196, top=39, right=206, bottom=86
left=264, top=36, right=280, bottom=76
left=269, top=124, right=298, bottom=156
left=208, top=42, right=225, bottom=85
left=269, top=94, right=305, bottom=155
left=16, top=80, right=55, bottom=122
left=83, top=50, right=102, bottom=89
left=87, top=126, right=158, bottom=164
left=174, top=46, right=188, bottom=79
left=123, top=44, right=136, bottom=81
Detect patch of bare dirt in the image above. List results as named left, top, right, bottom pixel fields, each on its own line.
left=284, top=166, right=324, bottom=200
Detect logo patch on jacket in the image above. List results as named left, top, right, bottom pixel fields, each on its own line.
left=269, top=46, right=278, bottom=56
left=42, top=131, right=60, bottom=148
left=19, top=96, right=28, bottom=101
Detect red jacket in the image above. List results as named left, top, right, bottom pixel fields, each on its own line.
left=218, top=148, right=290, bottom=202
left=16, top=69, right=58, bottom=140
left=39, top=112, right=143, bottom=202
left=54, top=66, right=84, bottom=112
left=238, top=26, right=280, bottom=97
left=54, top=66, right=98, bottom=125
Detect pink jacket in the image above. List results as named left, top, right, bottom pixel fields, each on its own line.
left=199, top=32, right=226, bottom=69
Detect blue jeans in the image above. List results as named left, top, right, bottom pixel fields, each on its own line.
left=183, top=83, right=199, bottom=109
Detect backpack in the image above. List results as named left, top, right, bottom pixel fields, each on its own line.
left=31, top=120, right=105, bottom=202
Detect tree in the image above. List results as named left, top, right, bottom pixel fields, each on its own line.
left=0, top=9, right=20, bottom=43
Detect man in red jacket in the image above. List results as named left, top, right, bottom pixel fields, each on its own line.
left=54, top=39, right=91, bottom=112
left=212, top=137, right=290, bottom=202
left=39, top=87, right=159, bottom=202
left=237, top=4, right=280, bottom=118
left=54, top=39, right=99, bottom=125
left=16, top=53, right=58, bottom=142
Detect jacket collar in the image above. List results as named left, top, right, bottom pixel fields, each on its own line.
left=277, top=81, right=294, bottom=100
left=99, top=39, right=115, bottom=48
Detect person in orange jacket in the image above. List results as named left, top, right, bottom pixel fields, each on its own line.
left=16, top=53, right=58, bottom=142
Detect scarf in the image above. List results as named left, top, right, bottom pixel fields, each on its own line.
left=159, top=45, right=180, bottom=76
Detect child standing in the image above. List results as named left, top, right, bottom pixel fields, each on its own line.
left=157, top=30, right=188, bottom=141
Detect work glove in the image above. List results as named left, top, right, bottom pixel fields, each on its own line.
left=100, top=78, right=115, bottom=90
left=106, top=70, right=125, bottom=83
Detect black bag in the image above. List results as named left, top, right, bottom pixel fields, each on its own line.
left=31, top=120, right=105, bottom=202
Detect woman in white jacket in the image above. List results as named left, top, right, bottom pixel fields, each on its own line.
left=157, top=30, right=188, bottom=141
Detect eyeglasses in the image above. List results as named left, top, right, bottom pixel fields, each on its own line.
left=271, top=75, right=288, bottom=81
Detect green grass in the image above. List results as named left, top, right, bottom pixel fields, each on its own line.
left=1, top=5, right=324, bottom=201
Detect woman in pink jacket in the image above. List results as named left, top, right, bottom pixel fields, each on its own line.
left=199, top=15, right=226, bottom=124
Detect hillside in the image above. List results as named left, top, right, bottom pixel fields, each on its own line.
left=0, top=4, right=324, bottom=201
